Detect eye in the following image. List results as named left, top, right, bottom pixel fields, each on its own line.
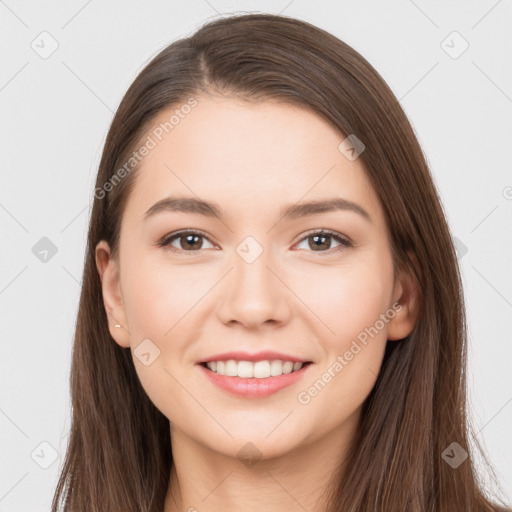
left=294, top=229, right=352, bottom=253
left=157, top=228, right=352, bottom=255
left=158, top=230, right=217, bottom=253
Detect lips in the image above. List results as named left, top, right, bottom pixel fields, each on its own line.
left=199, top=350, right=312, bottom=364
left=198, top=360, right=313, bottom=398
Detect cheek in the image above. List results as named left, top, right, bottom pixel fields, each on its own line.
left=291, top=255, right=394, bottom=347
left=292, top=262, right=392, bottom=424
left=120, top=257, right=206, bottom=417
left=122, top=255, right=208, bottom=341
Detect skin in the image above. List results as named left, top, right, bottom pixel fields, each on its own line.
left=95, top=96, right=420, bottom=512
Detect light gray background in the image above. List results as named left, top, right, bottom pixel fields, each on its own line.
left=1, top=1, right=511, bottom=510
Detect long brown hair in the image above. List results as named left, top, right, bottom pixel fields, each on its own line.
left=51, top=13, right=509, bottom=512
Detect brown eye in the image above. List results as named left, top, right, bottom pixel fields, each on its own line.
left=159, top=231, right=216, bottom=252
left=295, top=230, right=352, bottom=253
left=176, top=233, right=203, bottom=250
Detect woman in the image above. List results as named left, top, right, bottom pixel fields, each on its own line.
left=51, top=13, right=510, bottom=512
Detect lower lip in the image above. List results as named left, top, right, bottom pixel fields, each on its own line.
left=197, top=363, right=312, bottom=398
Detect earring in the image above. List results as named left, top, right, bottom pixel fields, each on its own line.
left=114, top=324, right=121, bottom=328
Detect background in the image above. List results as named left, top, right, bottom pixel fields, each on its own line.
left=1, top=0, right=511, bottom=510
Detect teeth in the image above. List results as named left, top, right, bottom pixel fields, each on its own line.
left=205, top=359, right=305, bottom=378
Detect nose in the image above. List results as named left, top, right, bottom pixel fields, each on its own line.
left=216, top=247, right=292, bottom=330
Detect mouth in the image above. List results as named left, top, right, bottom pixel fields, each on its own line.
left=197, top=358, right=314, bottom=398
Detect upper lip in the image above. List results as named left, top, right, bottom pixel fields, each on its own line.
left=199, top=351, right=312, bottom=364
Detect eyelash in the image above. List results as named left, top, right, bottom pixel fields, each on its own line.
left=157, top=229, right=353, bottom=255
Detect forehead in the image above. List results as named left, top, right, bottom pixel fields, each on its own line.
left=123, top=96, right=384, bottom=227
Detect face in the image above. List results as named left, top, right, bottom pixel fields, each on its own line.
left=96, top=95, right=418, bottom=461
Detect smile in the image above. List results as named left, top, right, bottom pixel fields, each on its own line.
left=198, top=360, right=313, bottom=398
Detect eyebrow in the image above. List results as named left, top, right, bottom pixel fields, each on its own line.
left=144, top=196, right=372, bottom=223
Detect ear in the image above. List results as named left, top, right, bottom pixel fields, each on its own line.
left=387, top=250, right=421, bottom=341
left=95, top=240, right=130, bottom=348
